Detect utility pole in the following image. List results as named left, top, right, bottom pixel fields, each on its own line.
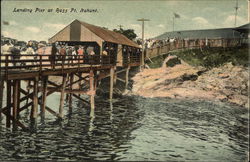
left=234, top=0, right=239, bottom=27
left=137, top=18, right=150, bottom=68
left=173, top=17, right=175, bottom=32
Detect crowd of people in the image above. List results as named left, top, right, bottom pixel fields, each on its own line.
left=144, top=37, right=244, bottom=51
left=49, top=42, right=98, bottom=68
left=144, top=37, right=190, bottom=49
left=1, top=39, right=102, bottom=67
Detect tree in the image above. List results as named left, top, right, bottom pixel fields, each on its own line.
left=113, top=28, right=137, bottom=41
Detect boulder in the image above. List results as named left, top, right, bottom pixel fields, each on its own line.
left=163, top=55, right=181, bottom=67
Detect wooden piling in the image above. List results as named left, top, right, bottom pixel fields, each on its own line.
left=114, top=66, right=117, bottom=85
left=69, top=74, right=74, bottom=112
left=31, top=77, right=39, bottom=121
left=26, top=80, right=31, bottom=105
left=41, top=76, right=48, bottom=120
left=89, top=70, right=95, bottom=109
left=59, top=74, right=67, bottom=119
left=12, top=80, right=19, bottom=129
left=78, top=72, right=82, bottom=89
left=125, top=66, right=130, bottom=89
left=109, top=67, right=115, bottom=100
left=17, top=80, right=20, bottom=120
left=6, top=80, right=12, bottom=128
left=0, top=79, right=4, bottom=120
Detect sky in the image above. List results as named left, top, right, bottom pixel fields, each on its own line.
left=1, top=0, right=249, bottom=42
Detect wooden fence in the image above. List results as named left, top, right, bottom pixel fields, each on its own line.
left=146, top=38, right=246, bottom=59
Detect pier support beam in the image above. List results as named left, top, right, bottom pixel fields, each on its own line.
left=78, top=72, right=82, bottom=89
left=109, top=67, right=115, bottom=100
left=41, top=76, right=48, bottom=121
left=12, top=80, right=19, bottom=130
left=69, top=74, right=74, bottom=113
left=31, top=77, right=38, bottom=121
left=59, top=74, right=67, bottom=119
left=89, top=70, right=95, bottom=109
left=114, top=66, right=117, bottom=85
left=6, top=80, right=12, bottom=128
left=0, top=79, right=4, bottom=120
left=125, top=66, right=130, bottom=89
left=25, top=80, right=31, bottom=111
left=17, top=81, right=21, bottom=120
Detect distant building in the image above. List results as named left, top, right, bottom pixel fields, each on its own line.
left=234, top=23, right=250, bottom=36
left=155, top=25, right=248, bottom=40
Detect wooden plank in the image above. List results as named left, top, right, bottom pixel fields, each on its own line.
left=0, top=79, right=4, bottom=120
left=89, top=70, right=95, bottom=109
left=17, top=80, right=21, bottom=120
left=45, top=106, right=61, bottom=118
left=72, top=94, right=90, bottom=104
left=26, top=80, right=31, bottom=106
left=47, top=80, right=59, bottom=87
left=78, top=73, right=82, bottom=89
left=110, top=67, right=114, bottom=100
left=66, top=76, right=87, bottom=88
left=0, top=90, right=33, bottom=113
left=117, top=77, right=126, bottom=83
left=2, top=111, right=27, bottom=130
left=114, top=66, right=117, bottom=85
left=6, top=80, right=12, bottom=128
left=125, top=66, right=130, bottom=89
left=69, top=74, right=74, bottom=112
left=19, top=101, right=33, bottom=113
left=59, top=74, right=67, bottom=118
left=41, top=76, right=48, bottom=120
left=12, top=80, right=19, bottom=129
left=115, top=68, right=127, bottom=74
left=31, top=77, right=39, bottom=120
left=37, top=87, right=89, bottom=94
left=5, top=65, right=113, bottom=81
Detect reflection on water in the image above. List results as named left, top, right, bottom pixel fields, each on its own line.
left=0, top=95, right=249, bottom=161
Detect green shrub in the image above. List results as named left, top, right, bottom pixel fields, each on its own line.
left=146, top=47, right=249, bottom=69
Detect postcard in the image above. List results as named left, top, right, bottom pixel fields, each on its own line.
left=0, top=0, right=249, bottom=161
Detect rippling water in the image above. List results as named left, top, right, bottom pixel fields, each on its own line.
left=0, top=94, right=249, bottom=161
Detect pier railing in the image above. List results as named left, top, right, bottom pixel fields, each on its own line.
left=0, top=54, right=117, bottom=74
left=146, top=38, right=247, bottom=59
left=122, top=54, right=141, bottom=66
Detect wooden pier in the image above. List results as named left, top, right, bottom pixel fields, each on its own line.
left=0, top=53, right=139, bottom=130
left=0, top=19, right=142, bottom=130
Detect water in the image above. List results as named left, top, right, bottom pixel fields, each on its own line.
left=0, top=94, right=249, bottom=161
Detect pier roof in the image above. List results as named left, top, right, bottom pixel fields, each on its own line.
left=49, top=19, right=140, bottom=48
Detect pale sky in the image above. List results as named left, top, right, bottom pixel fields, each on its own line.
left=1, top=0, right=249, bottom=42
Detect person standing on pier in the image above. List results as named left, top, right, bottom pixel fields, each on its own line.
left=59, top=45, right=66, bottom=64
left=67, top=47, right=73, bottom=65
left=77, top=46, right=84, bottom=63
left=51, top=43, right=57, bottom=69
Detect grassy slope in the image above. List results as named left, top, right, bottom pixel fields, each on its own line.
left=146, top=46, right=249, bottom=69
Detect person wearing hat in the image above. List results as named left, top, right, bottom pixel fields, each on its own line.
left=50, top=43, right=57, bottom=69
left=77, top=46, right=84, bottom=64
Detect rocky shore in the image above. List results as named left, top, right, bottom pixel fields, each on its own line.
left=128, top=56, right=249, bottom=108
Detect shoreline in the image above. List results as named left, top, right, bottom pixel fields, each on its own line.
left=127, top=58, right=249, bottom=108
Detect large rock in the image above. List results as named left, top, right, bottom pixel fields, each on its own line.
left=130, top=57, right=249, bottom=108
left=163, top=55, right=181, bottom=67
